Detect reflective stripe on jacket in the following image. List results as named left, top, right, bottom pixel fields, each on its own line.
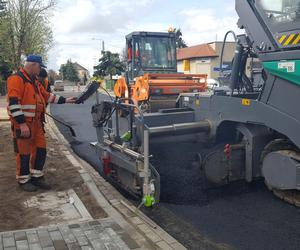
left=7, top=69, right=65, bottom=124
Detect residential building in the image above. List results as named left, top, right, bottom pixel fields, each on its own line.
left=73, top=62, right=90, bottom=84
left=177, top=41, right=236, bottom=79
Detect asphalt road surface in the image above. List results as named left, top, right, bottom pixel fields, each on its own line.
left=50, top=91, right=300, bottom=250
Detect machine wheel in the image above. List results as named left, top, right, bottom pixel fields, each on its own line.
left=261, top=139, right=300, bottom=207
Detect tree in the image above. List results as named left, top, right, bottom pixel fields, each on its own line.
left=48, top=69, right=59, bottom=86
left=0, top=0, right=6, bottom=13
left=83, top=72, right=88, bottom=85
left=59, top=60, right=80, bottom=83
left=0, top=0, right=56, bottom=69
left=93, top=51, right=125, bottom=79
left=174, top=28, right=187, bottom=49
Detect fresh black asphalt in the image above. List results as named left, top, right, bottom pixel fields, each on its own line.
left=50, top=93, right=300, bottom=250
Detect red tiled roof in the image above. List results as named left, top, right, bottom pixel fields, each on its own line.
left=177, top=44, right=218, bottom=60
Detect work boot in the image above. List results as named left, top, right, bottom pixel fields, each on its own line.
left=19, top=182, right=38, bottom=192
left=31, top=177, right=51, bottom=190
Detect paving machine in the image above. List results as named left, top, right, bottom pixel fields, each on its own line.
left=114, top=31, right=207, bottom=111
left=92, top=0, right=300, bottom=207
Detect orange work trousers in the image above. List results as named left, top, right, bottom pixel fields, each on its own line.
left=12, top=114, right=46, bottom=184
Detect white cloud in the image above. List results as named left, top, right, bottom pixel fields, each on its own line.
left=47, top=1, right=243, bottom=74
left=48, top=0, right=156, bottom=72
left=180, top=7, right=241, bottom=46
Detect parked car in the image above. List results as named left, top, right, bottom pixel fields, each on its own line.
left=207, top=79, right=220, bottom=90
left=53, top=80, right=64, bottom=91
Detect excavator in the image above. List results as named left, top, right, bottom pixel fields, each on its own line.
left=92, top=0, right=300, bottom=207
left=114, top=31, right=207, bottom=111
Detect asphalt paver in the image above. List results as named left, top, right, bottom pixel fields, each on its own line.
left=50, top=92, right=300, bottom=250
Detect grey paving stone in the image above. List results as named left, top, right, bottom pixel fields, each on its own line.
left=68, top=224, right=80, bottom=229
left=49, top=231, right=63, bottom=241
left=52, top=240, right=68, bottom=250
left=128, top=217, right=144, bottom=226
left=145, top=231, right=162, bottom=243
left=119, top=233, right=140, bottom=249
left=26, top=234, right=39, bottom=244
left=104, top=229, right=129, bottom=250
left=98, top=232, right=111, bottom=242
left=171, top=242, right=187, bottom=250
left=66, top=243, right=81, bottom=250
left=59, top=227, right=77, bottom=245
left=16, top=240, right=29, bottom=250
left=93, top=225, right=104, bottom=234
left=90, top=239, right=105, bottom=250
left=88, top=221, right=100, bottom=227
left=103, top=242, right=121, bottom=250
left=75, top=236, right=88, bottom=247
left=70, top=229, right=84, bottom=238
left=156, top=241, right=173, bottom=250
left=79, top=223, right=91, bottom=231
left=47, top=226, right=58, bottom=232
left=84, top=230, right=99, bottom=241
left=98, top=220, right=114, bottom=229
left=109, top=223, right=123, bottom=234
left=61, top=233, right=76, bottom=245
left=58, top=226, right=70, bottom=235
left=41, top=247, right=55, bottom=250
left=36, top=230, right=47, bottom=237
left=28, top=243, right=42, bottom=250
left=2, top=233, right=13, bottom=238
left=14, top=232, right=27, bottom=241
left=80, top=247, right=93, bottom=250
left=3, top=247, right=16, bottom=250
left=37, top=230, right=52, bottom=248
left=3, top=237, right=15, bottom=248
left=38, top=236, right=53, bottom=248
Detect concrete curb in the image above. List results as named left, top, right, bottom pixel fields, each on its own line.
left=46, top=108, right=187, bottom=250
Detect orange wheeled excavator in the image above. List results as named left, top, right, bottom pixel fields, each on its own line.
left=114, top=31, right=207, bottom=111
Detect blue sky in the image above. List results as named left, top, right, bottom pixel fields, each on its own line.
left=48, top=0, right=240, bottom=73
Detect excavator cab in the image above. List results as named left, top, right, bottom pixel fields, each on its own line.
left=126, top=32, right=177, bottom=82
left=115, top=31, right=207, bottom=109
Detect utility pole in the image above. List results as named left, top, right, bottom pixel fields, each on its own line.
left=92, top=38, right=105, bottom=54
left=102, top=41, right=105, bottom=54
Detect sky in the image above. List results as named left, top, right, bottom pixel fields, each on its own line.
left=48, top=0, right=241, bottom=73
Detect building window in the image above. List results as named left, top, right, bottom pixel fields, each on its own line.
left=183, top=59, right=190, bottom=71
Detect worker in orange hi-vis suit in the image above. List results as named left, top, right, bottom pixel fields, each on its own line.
left=7, top=55, right=76, bottom=192
left=37, top=68, right=51, bottom=93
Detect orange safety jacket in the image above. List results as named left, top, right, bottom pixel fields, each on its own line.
left=41, top=78, right=50, bottom=92
left=7, top=68, right=65, bottom=124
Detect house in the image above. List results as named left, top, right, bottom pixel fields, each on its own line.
left=177, top=42, right=236, bottom=79
left=73, top=62, right=90, bottom=84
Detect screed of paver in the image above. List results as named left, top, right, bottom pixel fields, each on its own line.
left=0, top=123, right=107, bottom=232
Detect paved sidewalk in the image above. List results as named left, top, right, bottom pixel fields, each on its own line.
left=0, top=99, right=187, bottom=250
left=0, top=218, right=138, bottom=250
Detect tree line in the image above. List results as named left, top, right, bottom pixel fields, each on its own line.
left=0, top=0, right=55, bottom=94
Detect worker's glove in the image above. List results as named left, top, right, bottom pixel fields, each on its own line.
left=19, top=123, right=31, bottom=138
left=66, top=97, right=77, bottom=104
